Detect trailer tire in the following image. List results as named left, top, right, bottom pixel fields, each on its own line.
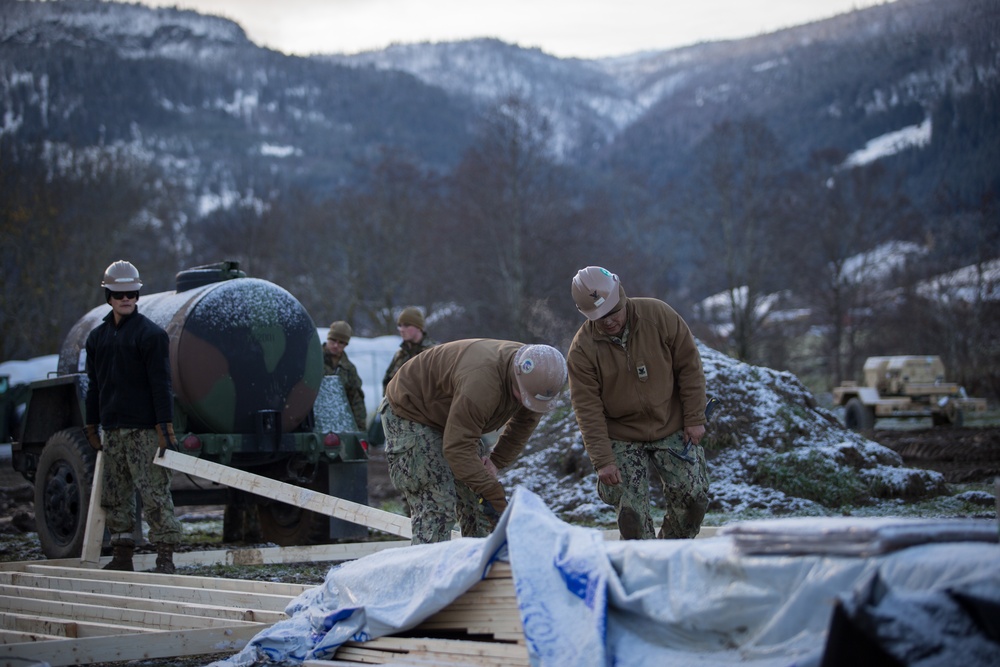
left=34, top=428, right=96, bottom=559
left=844, top=398, right=875, bottom=431
left=258, top=501, right=330, bottom=546
left=257, top=468, right=330, bottom=546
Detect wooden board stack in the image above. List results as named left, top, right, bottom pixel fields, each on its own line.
left=326, top=561, right=530, bottom=666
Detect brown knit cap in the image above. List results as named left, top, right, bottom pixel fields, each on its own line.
left=397, top=307, right=425, bottom=331
left=328, top=321, right=352, bottom=343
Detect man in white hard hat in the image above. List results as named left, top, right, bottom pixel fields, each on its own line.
left=567, top=266, right=709, bottom=540
left=382, top=339, right=567, bottom=544
left=84, top=260, right=184, bottom=572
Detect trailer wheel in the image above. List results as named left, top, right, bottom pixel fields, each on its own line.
left=258, top=503, right=330, bottom=546
left=256, top=469, right=329, bottom=546
left=844, top=398, right=875, bottom=431
left=34, top=428, right=96, bottom=559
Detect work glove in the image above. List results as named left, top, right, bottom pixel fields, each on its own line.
left=478, top=483, right=508, bottom=530
left=83, top=424, right=102, bottom=451
left=155, top=423, right=178, bottom=458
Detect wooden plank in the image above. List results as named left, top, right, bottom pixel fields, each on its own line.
left=0, top=584, right=288, bottom=625
left=0, top=612, right=79, bottom=639
left=0, top=624, right=260, bottom=667
left=0, top=595, right=258, bottom=631
left=0, top=611, right=155, bottom=639
left=0, top=573, right=295, bottom=612
left=0, top=628, right=64, bottom=643
left=155, top=449, right=413, bottom=538
left=2, top=540, right=409, bottom=573
left=80, top=449, right=106, bottom=567
left=358, top=636, right=529, bottom=660
left=331, top=638, right=531, bottom=666
left=16, top=564, right=311, bottom=597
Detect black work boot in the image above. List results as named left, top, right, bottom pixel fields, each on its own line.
left=154, top=543, right=176, bottom=574
left=103, top=543, right=135, bottom=571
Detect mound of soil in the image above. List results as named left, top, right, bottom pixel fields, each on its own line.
left=871, top=426, right=1000, bottom=483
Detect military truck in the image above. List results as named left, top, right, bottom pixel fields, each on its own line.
left=6, top=261, right=369, bottom=558
left=833, top=355, right=987, bottom=431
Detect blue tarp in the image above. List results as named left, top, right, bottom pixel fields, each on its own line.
left=211, top=488, right=999, bottom=666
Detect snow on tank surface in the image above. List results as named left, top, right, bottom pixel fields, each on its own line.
left=173, top=278, right=309, bottom=332
left=64, top=279, right=314, bottom=372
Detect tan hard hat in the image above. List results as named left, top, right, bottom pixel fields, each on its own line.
left=328, top=321, right=353, bottom=343
left=571, top=266, right=621, bottom=320
left=101, top=260, right=143, bottom=292
left=512, top=344, right=567, bottom=413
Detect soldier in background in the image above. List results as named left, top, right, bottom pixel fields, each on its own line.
left=567, top=266, right=709, bottom=540
left=381, top=306, right=437, bottom=393
left=382, top=339, right=567, bottom=544
left=369, top=307, right=437, bottom=447
left=84, top=260, right=183, bottom=573
left=323, top=321, right=367, bottom=431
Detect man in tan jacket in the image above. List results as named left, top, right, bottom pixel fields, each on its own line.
left=567, top=267, right=709, bottom=540
left=383, top=339, right=567, bottom=544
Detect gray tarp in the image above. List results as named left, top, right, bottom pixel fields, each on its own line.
left=212, top=487, right=999, bottom=666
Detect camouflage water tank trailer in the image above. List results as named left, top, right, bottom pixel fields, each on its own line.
left=833, top=355, right=987, bottom=431
left=6, top=261, right=368, bottom=559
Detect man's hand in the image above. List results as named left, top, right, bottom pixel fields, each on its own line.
left=684, top=424, right=706, bottom=446
left=155, top=423, right=177, bottom=458
left=482, top=456, right=499, bottom=479
left=597, top=463, right=621, bottom=486
left=84, top=424, right=102, bottom=451
left=479, top=483, right=508, bottom=529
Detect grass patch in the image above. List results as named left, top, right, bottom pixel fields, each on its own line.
left=752, top=451, right=869, bottom=507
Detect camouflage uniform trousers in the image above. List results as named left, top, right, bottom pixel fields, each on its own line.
left=101, top=428, right=182, bottom=547
left=597, top=431, right=710, bottom=539
left=382, top=406, right=493, bottom=545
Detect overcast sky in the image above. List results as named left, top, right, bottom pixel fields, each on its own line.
left=140, top=0, right=897, bottom=59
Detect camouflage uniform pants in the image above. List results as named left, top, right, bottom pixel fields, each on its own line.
left=101, top=428, right=182, bottom=546
left=382, top=406, right=493, bottom=545
left=597, top=431, right=709, bottom=539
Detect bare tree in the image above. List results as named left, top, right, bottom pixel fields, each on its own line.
left=688, top=118, right=787, bottom=363
left=448, top=96, right=571, bottom=342
left=0, top=141, right=150, bottom=359
left=330, top=148, right=443, bottom=335
left=791, top=153, right=917, bottom=386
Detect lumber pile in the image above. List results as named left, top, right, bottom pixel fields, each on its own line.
left=0, top=555, right=529, bottom=667
left=0, top=453, right=531, bottom=666
left=0, top=561, right=309, bottom=666
left=322, top=562, right=530, bottom=666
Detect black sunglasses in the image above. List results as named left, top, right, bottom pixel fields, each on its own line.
left=110, top=291, right=139, bottom=300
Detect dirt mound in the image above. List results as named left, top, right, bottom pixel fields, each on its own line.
left=871, top=427, right=1000, bottom=484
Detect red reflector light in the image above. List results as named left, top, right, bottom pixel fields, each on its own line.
left=360, top=439, right=369, bottom=452
left=324, top=432, right=341, bottom=448
left=182, top=435, right=202, bottom=451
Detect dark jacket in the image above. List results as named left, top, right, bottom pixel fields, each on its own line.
left=382, top=336, right=437, bottom=392
left=85, top=308, right=173, bottom=429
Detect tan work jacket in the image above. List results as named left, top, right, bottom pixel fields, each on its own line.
left=385, top=339, right=541, bottom=502
left=567, top=297, right=706, bottom=472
